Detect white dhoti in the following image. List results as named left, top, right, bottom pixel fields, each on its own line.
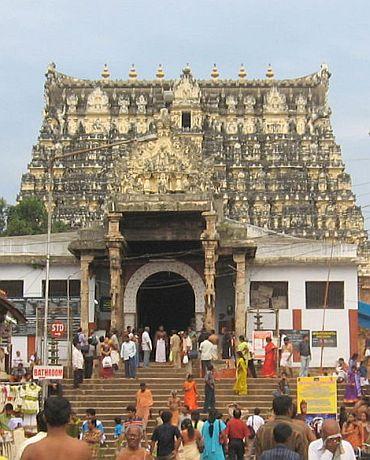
left=155, top=339, right=166, bottom=363
left=280, top=351, right=292, bottom=367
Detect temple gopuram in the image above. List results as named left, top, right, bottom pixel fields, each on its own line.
left=13, top=63, right=368, bottom=353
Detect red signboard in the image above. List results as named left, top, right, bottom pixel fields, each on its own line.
left=50, top=321, right=66, bottom=338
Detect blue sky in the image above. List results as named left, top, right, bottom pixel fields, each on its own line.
left=1, top=0, right=369, bottom=226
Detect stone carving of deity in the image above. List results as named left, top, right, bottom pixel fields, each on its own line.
left=87, top=87, right=109, bottom=113
left=136, top=95, right=147, bottom=114
left=67, top=93, right=78, bottom=113
left=118, top=95, right=130, bottom=114
left=244, top=95, right=256, bottom=112
left=226, top=95, right=237, bottom=113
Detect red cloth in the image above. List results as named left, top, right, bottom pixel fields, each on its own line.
left=261, top=341, right=277, bottom=377
left=225, top=418, right=250, bottom=440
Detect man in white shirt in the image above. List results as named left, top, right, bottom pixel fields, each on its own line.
left=13, top=350, right=23, bottom=368
left=72, top=343, right=84, bottom=389
left=141, top=327, right=152, bottom=368
left=16, top=411, right=47, bottom=460
left=199, top=335, right=214, bottom=376
left=247, top=407, right=265, bottom=434
left=308, top=419, right=355, bottom=460
left=121, top=335, right=137, bottom=379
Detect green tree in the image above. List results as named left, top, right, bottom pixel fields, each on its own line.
left=6, top=197, right=70, bottom=236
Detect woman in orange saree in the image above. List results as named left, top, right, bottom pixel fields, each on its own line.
left=183, top=374, right=199, bottom=411
left=261, top=336, right=277, bottom=377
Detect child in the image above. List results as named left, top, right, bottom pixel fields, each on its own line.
left=156, top=409, right=164, bottom=426
left=114, top=417, right=124, bottom=438
left=273, top=372, right=290, bottom=397
left=114, top=416, right=124, bottom=453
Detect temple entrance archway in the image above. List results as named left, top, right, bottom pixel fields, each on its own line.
left=137, top=272, right=194, bottom=333
left=123, top=261, right=205, bottom=330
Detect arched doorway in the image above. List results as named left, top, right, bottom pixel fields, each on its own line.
left=123, top=261, right=205, bottom=330
left=137, top=271, right=195, bottom=332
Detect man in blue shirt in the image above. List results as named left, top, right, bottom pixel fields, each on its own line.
left=261, top=423, right=300, bottom=460
left=80, top=408, right=105, bottom=444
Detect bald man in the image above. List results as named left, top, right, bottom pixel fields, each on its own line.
left=308, top=419, right=355, bottom=459
left=116, top=425, right=152, bottom=460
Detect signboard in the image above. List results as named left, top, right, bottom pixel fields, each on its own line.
left=252, top=330, right=273, bottom=361
left=50, top=321, right=66, bottom=338
left=280, top=329, right=310, bottom=349
left=312, top=331, right=337, bottom=348
left=33, top=365, right=64, bottom=380
left=297, top=376, right=337, bottom=415
left=100, top=296, right=111, bottom=312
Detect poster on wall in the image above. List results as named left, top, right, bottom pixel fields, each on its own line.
left=311, top=331, right=337, bottom=348
left=280, top=329, right=310, bottom=349
left=252, top=330, right=273, bottom=360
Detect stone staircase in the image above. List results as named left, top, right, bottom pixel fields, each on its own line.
left=63, top=364, right=346, bottom=459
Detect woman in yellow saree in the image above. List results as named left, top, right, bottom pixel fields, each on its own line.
left=233, top=351, right=248, bottom=395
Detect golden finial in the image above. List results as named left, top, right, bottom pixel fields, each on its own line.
left=101, top=64, right=110, bottom=79
left=182, top=63, right=192, bottom=75
left=266, top=64, right=275, bottom=79
left=238, top=64, right=247, bottom=79
left=156, top=64, right=165, bottom=79
left=211, top=64, right=219, bottom=80
left=129, top=64, right=138, bottom=80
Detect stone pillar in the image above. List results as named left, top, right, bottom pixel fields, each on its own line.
left=106, top=212, right=124, bottom=332
left=80, top=254, right=94, bottom=335
left=233, top=252, right=247, bottom=338
left=201, top=211, right=219, bottom=331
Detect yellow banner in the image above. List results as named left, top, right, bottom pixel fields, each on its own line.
left=297, top=376, right=337, bottom=414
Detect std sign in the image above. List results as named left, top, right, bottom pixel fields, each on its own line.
left=50, top=321, right=66, bottom=338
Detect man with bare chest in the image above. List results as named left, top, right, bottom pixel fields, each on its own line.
left=116, top=425, right=152, bottom=460
left=21, top=396, right=91, bottom=460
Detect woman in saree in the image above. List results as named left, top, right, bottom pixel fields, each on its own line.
left=261, top=336, right=277, bottom=378
left=82, top=419, right=102, bottom=459
left=183, top=374, right=199, bottom=411
left=101, top=339, right=113, bottom=379
left=179, top=418, right=203, bottom=460
left=344, top=365, right=362, bottom=403
left=233, top=351, right=247, bottom=395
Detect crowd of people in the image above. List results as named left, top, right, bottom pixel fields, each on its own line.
left=2, top=327, right=369, bottom=459
left=5, top=391, right=370, bottom=459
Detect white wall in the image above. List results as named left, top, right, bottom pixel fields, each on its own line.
left=0, top=263, right=81, bottom=297
left=248, top=263, right=358, bottom=368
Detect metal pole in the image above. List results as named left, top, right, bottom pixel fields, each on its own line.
left=41, top=158, right=53, bottom=401
left=67, top=275, right=71, bottom=371
left=42, top=160, right=53, bottom=366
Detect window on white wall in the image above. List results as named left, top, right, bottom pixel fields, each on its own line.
left=250, top=281, right=288, bottom=309
left=0, top=280, right=24, bottom=298
left=42, top=280, right=80, bottom=297
left=305, top=281, right=344, bottom=309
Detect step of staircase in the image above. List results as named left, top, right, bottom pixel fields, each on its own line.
left=62, top=365, right=347, bottom=460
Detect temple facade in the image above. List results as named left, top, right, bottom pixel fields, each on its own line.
left=20, top=63, right=366, bottom=244
left=10, top=63, right=370, bottom=363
